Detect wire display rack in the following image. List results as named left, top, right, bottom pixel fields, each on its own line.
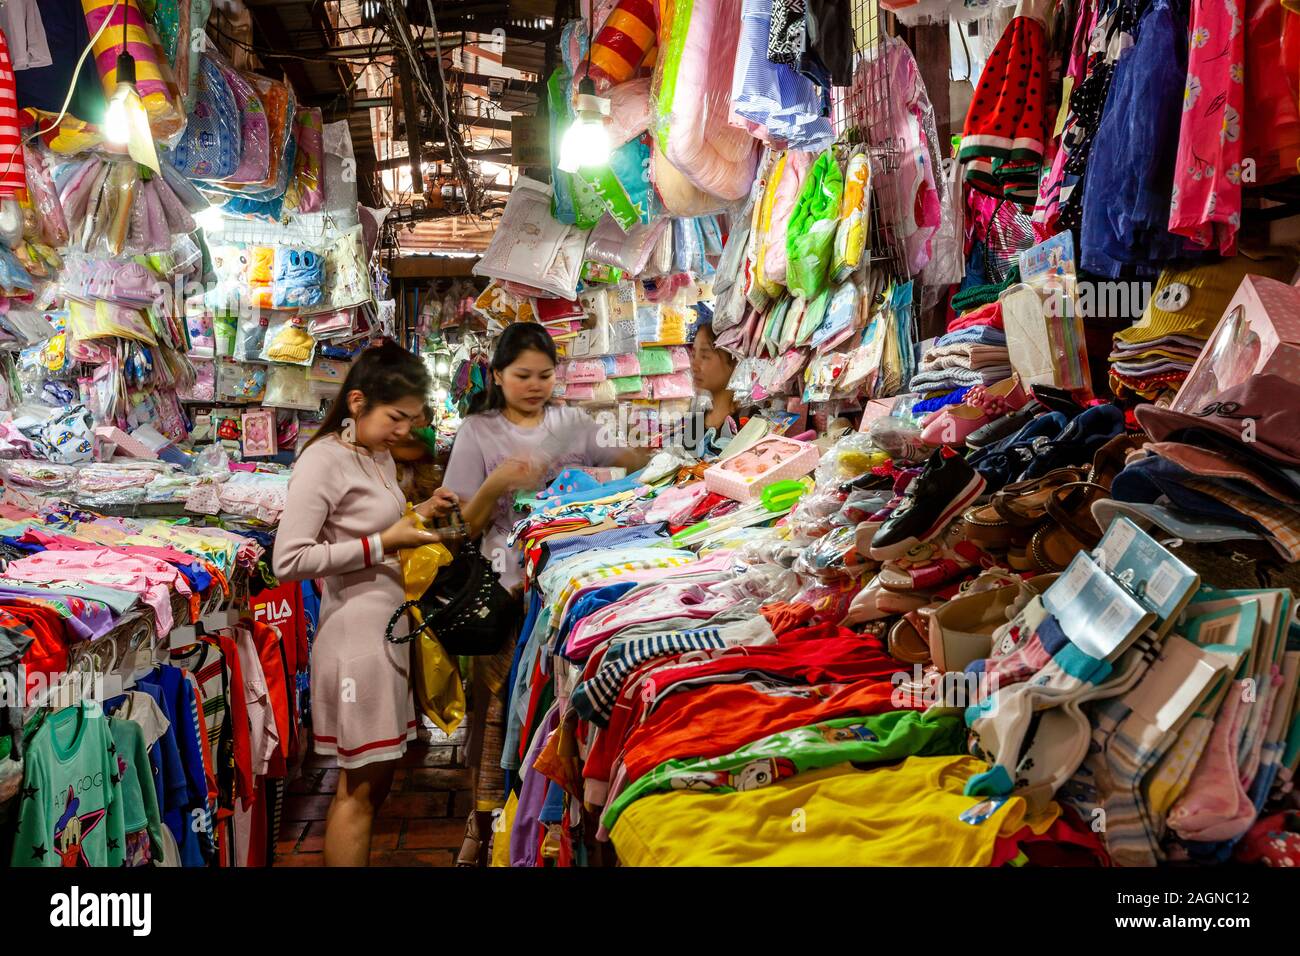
left=832, top=0, right=912, bottom=286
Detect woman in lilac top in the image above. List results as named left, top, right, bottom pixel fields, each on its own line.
left=442, top=322, right=649, bottom=865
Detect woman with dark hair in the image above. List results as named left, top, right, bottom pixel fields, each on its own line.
left=688, top=320, right=745, bottom=456
left=274, top=340, right=458, bottom=866
left=442, top=321, right=650, bottom=865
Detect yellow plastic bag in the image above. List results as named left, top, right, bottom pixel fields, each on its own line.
left=399, top=540, right=465, bottom=735
left=491, top=790, right=518, bottom=867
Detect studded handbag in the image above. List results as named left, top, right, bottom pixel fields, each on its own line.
left=384, top=505, right=519, bottom=655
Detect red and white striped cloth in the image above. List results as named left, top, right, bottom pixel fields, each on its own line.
left=0, top=28, right=27, bottom=196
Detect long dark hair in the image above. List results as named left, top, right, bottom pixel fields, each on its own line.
left=474, top=322, right=558, bottom=414
left=306, top=339, right=431, bottom=448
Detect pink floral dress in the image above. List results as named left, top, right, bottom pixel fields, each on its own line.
left=1169, top=0, right=1246, bottom=255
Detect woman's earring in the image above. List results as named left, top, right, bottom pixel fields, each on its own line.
left=340, top=417, right=356, bottom=444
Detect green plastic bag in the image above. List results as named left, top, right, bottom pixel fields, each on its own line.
left=786, top=150, right=844, bottom=300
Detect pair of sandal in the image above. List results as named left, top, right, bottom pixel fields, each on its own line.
left=962, top=433, right=1143, bottom=572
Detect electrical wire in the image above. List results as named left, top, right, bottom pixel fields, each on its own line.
left=24, top=0, right=123, bottom=143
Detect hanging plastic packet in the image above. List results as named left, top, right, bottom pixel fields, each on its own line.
left=217, top=359, right=267, bottom=402
left=234, top=314, right=269, bottom=362
left=261, top=316, right=316, bottom=366
left=272, top=247, right=325, bottom=309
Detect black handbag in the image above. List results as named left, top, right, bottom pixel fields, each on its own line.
left=384, top=505, right=519, bottom=655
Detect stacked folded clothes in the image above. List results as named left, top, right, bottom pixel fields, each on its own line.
left=1108, top=255, right=1294, bottom=402
left=1105, top=373, right=1300, bottom=564
left=910, top=305, right=1011, bottom=394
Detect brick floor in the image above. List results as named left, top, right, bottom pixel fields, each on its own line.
left=273, top=722, right=469, bottom=867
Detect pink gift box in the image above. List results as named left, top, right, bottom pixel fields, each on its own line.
left=1175, top=275, right=1300, bottom=413
left=704, top=436, right=821, bottom=502
left=94, top=426, right=159, bottom=460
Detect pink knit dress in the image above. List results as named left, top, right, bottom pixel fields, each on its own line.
left=273, top=434, right=416, bottom=769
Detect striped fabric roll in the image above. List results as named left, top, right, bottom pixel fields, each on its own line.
left=586, top=0, right=658, bottom=91
left=82, top=0, right=183, bottom=133
left=0, top=31, right=27, bottom=196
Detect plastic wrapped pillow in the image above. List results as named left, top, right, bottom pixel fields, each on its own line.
left=284, top=108, right=324, bottom=213
left=272, top=247, right=325, bottom=309
left=607, top=76, right=653, bottom=146
left=22, top=146, right=68, bottom=247
left=832, top=151, right=871, bottom=282
left=584, top=215, right=667, bottom=274
left=611, top=374, right=644, bottom=394
left=786, top=150, right=844, bottom=299
left=585, top=0, right=658, bottom=93
left=150, top=175, right=196, bottom=235
left=172, top=55, right=241, bottom=180
left=247, top=74, right=292, bottom=189
left=84, top=0, right=185, bottom=139
left=563, top=382, right=596, bottom=401
left=213, top=58, right=270, bottom=184
left=159, top=156, right=208, bottom=213
left=653, top=0, right=757, bottom=202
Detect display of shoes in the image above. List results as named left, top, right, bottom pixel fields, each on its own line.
left=920, top=376, right=1029, bottom=447
left=869, top=448, right=986, bottom=560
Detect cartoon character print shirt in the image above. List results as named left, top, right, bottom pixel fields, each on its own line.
left=11, top=702, right=127, bottom=868
left=602, top=709, right=967, bottom=832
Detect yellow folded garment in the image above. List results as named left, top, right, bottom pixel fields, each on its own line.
left=610, top=756, right=1058, bottom=866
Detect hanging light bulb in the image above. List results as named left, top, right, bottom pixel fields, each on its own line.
left=104, top=47, right=159, bottom=171
left=557, top=77, right=611, bottom=174
left=104, top=52, right=138, bottom=145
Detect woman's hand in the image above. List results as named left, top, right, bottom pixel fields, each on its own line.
left=414, top=487, right=459, bottom=521
left=487, top=456, right=546, bottom=494
left=380, top=513, right=441, bottom=553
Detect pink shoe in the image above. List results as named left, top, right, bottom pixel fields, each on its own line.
left=920, top=376, right=1027, bottom=447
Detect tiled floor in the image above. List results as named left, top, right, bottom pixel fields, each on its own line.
left=274, top=724, right=471, bottom=867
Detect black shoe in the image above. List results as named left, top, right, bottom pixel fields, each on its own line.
left=965, top=400, right=1046, bottom=452
left=869, top=448, right=986, bottom=561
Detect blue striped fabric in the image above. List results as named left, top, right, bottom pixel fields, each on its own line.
left=731, top=0, right=833, bottom=150
left=570, top=628, right=730, bottom=726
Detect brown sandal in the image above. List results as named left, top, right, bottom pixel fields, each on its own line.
left=992, top=467, right=1090, bottom=527
left=888, top=607, right=935, bottom=664
left=1028, top=482, right=1109, bottom=571
left=962, top=503, right=1012, bottom=550
left=1088, top=433, right=1145, bottom=490
left=456, top=814, right=481, bottom=867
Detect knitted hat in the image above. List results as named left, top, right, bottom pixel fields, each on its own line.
left=1115, top=255, right=1296, bottom=346
left=265, top=323, right=314, bottom=363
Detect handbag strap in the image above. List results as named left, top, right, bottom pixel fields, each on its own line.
left=386, top=600, right=429, bottom=644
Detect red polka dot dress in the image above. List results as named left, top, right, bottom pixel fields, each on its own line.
left=958, top=15, right=1050, bottom=204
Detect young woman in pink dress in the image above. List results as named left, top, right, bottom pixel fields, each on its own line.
left=274, top=341, right=457, bottom=866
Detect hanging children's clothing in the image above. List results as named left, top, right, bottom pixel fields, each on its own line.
left=9, top=702, right=127, bottom=867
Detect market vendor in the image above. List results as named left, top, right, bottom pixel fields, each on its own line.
left=687, top=319, right=746, bottom=457
left=442, top=320, right=652, bottom=866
